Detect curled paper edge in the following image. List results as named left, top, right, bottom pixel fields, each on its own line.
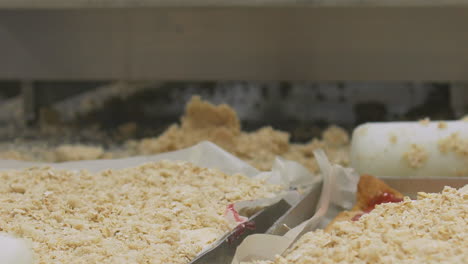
left=231, top=149, right=359, bottom=264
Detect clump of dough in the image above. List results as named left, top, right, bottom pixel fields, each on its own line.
left=419, top=117, right=430, bottom=126
left=437, top=122, right=447, bottom=129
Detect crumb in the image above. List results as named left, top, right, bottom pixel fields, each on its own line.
left=9, top=184, right=26, bottom=194
left=438, top=132, right=468, bottom=158
left=389, top=134, right=398, bottom=144
left=419, top=117, right=430, bottom=126
left=322, top=126, right=349, bottom=147
left=54, top=145, right=104, bottom=162
left=437, top=122, right=447, bottom=129
left=402, top=144, right=428, bottom=169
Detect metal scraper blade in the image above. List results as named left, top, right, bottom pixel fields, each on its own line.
left=189, top=199, right=291, bottom=264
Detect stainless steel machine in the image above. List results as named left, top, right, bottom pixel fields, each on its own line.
left=0, top=1, right=467, bottom=140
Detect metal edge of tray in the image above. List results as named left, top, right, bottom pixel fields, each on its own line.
left=380, top=177, right=468, bottom=199
left=189, top=198, right=291, bottom=264
left=266, top=182, right=323, bottom=236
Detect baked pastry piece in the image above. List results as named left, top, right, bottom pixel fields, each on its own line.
left=326, top=174, right=403, bottom=231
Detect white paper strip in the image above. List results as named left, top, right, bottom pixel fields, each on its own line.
left=232, top=150, right=359, bottom=263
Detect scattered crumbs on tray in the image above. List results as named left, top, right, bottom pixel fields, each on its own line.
left=402, top=144, right=428, bottom=169
left=437, top=122, right=447, bottom=130
left=438, top=132, right=468, bottom=159
left=419, top=117, right=430, bottom=126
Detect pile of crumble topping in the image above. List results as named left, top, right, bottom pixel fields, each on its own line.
left=0, top=161, right=280, bottom=264
left=243, top=185, right=468, bottom=264
left=132, top=96, right=350, bottom=173
left=0, top=96, right=350, bottom=174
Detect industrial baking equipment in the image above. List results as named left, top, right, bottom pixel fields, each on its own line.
left=0, top=1, right=467, bottom=264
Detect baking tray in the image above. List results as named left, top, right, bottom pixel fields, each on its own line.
left=381, top=177, right=468, bottom=199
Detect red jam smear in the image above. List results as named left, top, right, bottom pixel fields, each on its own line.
left=227, top=221, right=256, bottom=244
left=351, top=213, right=364, bottom=221
left=226, top=204, right=243, bottom=222
left=365, top=192, right=404, bottom=212
left=225, top=204, right=256, bottom=244
left=352, top=192, right=403, bottom=221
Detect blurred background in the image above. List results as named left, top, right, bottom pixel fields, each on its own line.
left=0, top=2, right=467, bottom=149
left=0, top=82, right=465, bottom=145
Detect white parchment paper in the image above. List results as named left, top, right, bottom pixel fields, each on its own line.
left=232, top=150, right=359, bottom=263
left=0, top=141, right=321, bottom=263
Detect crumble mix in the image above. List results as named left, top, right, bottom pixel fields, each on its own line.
left=0, top=96, right=350, bottom=174
left=243, top=185, right=468, bottom=264
left=0, top=160, right=281, bottom=264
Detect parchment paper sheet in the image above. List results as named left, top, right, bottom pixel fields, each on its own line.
left=232, top=150, right=359, bottom=263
